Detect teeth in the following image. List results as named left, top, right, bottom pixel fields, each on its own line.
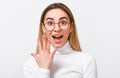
left=55, top=36, right=61, bottom=37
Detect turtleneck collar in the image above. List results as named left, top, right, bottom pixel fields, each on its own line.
left=50, top=41, right=73, bottom=55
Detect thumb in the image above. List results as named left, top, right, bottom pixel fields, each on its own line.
left=31, top=53, right=40, bottom=64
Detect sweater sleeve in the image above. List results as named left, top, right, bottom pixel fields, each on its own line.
left=83, top=53, right=97, bottom=78
left=23, top=56, right=50, bottom=78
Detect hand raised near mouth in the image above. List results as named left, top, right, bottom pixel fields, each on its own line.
left=31, top=34, right=57, bottom=69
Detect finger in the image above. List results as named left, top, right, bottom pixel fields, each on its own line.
left=42, top=34, right=47, bottom=51
left=31, top=53, right=40, bottom=65
left=37, top=38, right=42, bottom=51
left=46, top=40, right=50, bottom=53
left=50, top=47, right=57, bottom=57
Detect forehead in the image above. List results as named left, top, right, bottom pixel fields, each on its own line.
left=44, top=9, right=69, bottom=20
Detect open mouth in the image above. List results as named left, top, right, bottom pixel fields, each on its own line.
left=52, top=35, right=63, bottom=39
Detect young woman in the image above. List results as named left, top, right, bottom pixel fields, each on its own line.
left=23, top=3, right=97, bottom=78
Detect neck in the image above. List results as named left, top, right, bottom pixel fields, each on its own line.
left=50, top=41, right=73, bottom=55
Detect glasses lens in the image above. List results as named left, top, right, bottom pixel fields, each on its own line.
left=59, top=21, right=69, bottom=30
left=44, top=22, right=54, bottom=31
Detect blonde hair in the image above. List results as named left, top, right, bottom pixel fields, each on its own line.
left=36, top=3, right=82, bottom=54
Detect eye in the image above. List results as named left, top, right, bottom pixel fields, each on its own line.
left=46, top=21, right=54, bottom=26
left=60, top=21, right=68, bottom=25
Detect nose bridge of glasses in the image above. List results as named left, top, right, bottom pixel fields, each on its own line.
left=54, top=23, right=61, bottom=30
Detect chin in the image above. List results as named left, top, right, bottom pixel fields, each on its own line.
left=51, top=42, right=65, bottom=48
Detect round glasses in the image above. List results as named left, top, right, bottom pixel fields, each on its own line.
left=43, top=21, right=70, bottom=31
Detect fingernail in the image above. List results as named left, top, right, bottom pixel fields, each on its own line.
left=31, top=53, right=34, bottom=56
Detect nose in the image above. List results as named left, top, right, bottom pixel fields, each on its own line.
left=54, top=23, right=61, bottom=31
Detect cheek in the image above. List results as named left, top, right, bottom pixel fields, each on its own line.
left=63, top=30, right=70, bottom=39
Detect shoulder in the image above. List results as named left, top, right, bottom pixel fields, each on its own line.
left=73, top=50, right=96, bottom=65
left=73, top=50, right=94, bottom=59
left=76, top=51, right=97, bottom=70
left=79, top=52, right=95, bottom=61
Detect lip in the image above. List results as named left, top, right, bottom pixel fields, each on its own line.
left=51, top=34, right=63, bottom=43
left=52, top=34, right=63, bottom=37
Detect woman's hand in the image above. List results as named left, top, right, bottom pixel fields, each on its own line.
left=31, top=34, right=57, bottom=69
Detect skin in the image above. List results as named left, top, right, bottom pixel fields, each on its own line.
left=31, top=9, right=73, bottom=69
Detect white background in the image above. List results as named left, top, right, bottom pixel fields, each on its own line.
left=0, top=0, right=120, bottom=78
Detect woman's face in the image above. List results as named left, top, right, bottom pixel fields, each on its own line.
left=43, top=9, right=72, bottom=48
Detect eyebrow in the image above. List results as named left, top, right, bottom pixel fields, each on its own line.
left=45, top=17, right=68, bottom=21
left=46, top=18, right=54, bottom=21
left=59, top=17, right=68, bottom=20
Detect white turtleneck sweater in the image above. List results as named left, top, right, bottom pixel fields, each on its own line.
left=23, top=42, right=97, bottom=78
